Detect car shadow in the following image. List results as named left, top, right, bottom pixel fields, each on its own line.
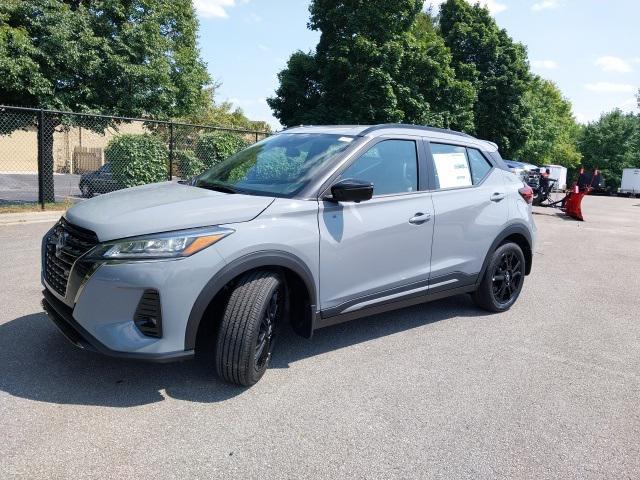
left=0, top=295, right=484, bottom=407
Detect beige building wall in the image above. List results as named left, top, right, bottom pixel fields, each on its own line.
left=0, top=122, right=147, bottom=173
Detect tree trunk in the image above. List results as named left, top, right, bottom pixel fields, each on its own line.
left=38, top=115, right=56, bottom=204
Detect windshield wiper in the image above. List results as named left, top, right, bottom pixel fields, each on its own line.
left=195, top=181, right=240, bottom=194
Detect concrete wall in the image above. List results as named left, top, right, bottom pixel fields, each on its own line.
left=0, top=123, right=146, bottom=173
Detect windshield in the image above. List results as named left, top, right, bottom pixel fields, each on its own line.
left=194, top=133, right=355, bottom=197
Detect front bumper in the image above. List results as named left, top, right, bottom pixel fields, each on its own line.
left=41, top=223, right=228, bottom=360
left=42, top=289, right=194, bottom=362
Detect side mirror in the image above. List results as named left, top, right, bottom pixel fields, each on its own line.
left=329, top=179, right=373, bottom=203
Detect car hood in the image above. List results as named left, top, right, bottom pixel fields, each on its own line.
left=65, top=182, right=275, bottom=241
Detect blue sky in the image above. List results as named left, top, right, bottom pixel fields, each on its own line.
left=194, top=0, right=640, bottom=129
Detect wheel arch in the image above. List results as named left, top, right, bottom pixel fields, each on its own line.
left=477, top=223, right=533, bottom=286
left=185, top=250, right=318, bottom=350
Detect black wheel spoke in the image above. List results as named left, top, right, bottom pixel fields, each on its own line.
left=491, top=249, right=524, bottom=306
left=254, top=288, right=281, bottom=370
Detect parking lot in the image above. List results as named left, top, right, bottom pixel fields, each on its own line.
left=0, top=195, right=638, bottom=479
left=0, top=173, right=82, bottom=205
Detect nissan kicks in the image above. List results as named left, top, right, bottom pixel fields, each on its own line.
left=42, top=124, right=536, bottom=386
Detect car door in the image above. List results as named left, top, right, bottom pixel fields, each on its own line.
left=318, top=137, right=434, bottom=317
left=427, top=142, right=509, bottom=291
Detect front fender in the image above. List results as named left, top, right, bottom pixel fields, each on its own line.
left=184, top=250, right=318, bottom=349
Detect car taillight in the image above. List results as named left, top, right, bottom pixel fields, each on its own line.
left=519, top=184, right=534, bottom=204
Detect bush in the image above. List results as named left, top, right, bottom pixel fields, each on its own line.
left=175, top=149, right=204, bottom=178
left=195, top=131, right=249, bottom=169
left=248, top=149, right=304, bottom=181
left=105, top=134, right=168, bottom=188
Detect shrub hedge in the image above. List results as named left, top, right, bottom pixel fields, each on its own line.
left=195, top=132, right=249, bottom=170
left=104, top=134, right=168, bottom=188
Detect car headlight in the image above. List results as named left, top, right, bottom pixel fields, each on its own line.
left=88, top=227, right=233, bottom=260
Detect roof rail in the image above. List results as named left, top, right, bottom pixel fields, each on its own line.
left=279, top=124, right=309, bottom=132
left=359, top=123, right=475, bottom=139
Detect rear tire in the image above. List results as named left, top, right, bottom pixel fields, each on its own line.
left=472, top=242, right=525, bottom=312
left=215, top=270, right=283, bottom=386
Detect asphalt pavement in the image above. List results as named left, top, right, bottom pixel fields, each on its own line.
left=0, top=173, right=81, bottom=204
left=0, top=196, right=639, bottom=479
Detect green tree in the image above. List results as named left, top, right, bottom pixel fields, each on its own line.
left=516, top=76, right=581, bottom=168
left=0, top=0, right=209, bottom=201
left=438, top=0, right=531, bottom=157
left=268, top=0, right=475, bottom=131
left=578, top=110, right=639, bottom=189
left=182, top=86, right=271, bottom=132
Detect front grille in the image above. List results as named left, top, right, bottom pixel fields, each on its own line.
left=44, top=218, right=98, bottom=297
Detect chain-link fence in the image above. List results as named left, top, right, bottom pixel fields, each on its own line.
left=0, top=105, right=270, bottom=208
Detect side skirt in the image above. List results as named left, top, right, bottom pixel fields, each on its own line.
left=315, top=282, right=477, bottom=330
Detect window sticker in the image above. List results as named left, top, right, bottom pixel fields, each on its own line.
left=433, top=152, right=472, bottom=188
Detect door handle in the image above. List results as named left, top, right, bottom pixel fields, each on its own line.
left=409, top=212, right=431, bottom=225
left=490, top=192, right=505, bottom=202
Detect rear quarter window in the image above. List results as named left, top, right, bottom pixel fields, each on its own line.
left=467, top=148, right=493, bottom=184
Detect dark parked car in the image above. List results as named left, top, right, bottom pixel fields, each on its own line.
left=79, top=163, right=120, bottom=197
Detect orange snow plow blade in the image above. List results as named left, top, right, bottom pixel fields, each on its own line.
left=562, top=189, right=588, bottom=221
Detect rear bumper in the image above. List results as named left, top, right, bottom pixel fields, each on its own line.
left=42, top=289, right=194, bottom=363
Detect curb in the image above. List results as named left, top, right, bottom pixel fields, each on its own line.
left=0, top=211, right=64, bottom=226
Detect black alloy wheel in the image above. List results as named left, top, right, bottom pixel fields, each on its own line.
left=472, top=242, right=526, bottom=312
left=491, top=251, right=523, bottom=305
left=254, top=287, right=280, bottom=371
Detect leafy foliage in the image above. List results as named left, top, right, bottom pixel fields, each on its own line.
left=0, top=0, right=209, bottom=201
left=195, top=132, right=249, bottom=170
left=516, top=76, right=581, bottom=168
left=437, top=0, right=532, bottom=157
left=176, top=149, right=204, bottom=179
left=0, top=0, right=209, bottom=123
left=181, top=86, right=271, bottom=132
left=248, top=149, right=306, bottom=182
left=578, top=110, right=640, bottom=189
left=268, top=1, right=475, bottom=131
left=105, top=134, right=168, bottom=188
left=226, top=149, right=305, bottom=185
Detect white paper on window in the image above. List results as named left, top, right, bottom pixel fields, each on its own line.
left=433, top=152, right=472, bottom=188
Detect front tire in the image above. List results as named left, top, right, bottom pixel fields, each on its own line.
left=472, top=242, right=525, bottom=312
left=215, top=271, right=283, bottom=386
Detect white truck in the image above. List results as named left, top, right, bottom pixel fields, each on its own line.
left=620, top=168, right=640, bottom=197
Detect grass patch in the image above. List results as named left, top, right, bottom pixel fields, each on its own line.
left=0, top=200, right=73, bottom=214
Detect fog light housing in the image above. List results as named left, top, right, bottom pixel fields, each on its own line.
left=134, top=289, right=163, bottom=338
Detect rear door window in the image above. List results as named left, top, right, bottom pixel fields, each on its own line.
left=430, top=144, right=494, bottom=189
left=430, top=144, right=472, bottom=189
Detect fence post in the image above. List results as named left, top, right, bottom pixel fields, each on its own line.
left=255, top=132, right=259, bottom=143
left=37, top=109, right=45, bottom=209
left=168, top=122, right=174, bottom=181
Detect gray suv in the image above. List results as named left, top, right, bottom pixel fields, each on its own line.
left=41, top=124, right=536, bottom=386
